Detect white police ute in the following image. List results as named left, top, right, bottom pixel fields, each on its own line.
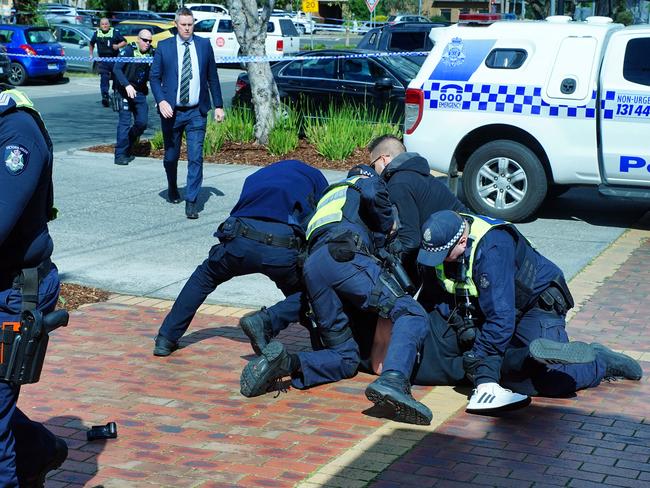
left=404, top=14, right=650, bottom=221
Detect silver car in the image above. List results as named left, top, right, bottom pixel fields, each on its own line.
left=51, top=24, right=95, bottom=72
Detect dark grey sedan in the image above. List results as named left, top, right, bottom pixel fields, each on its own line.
left=51, top=24, right=95, bottom=72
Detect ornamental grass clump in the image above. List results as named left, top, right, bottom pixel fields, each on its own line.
left=224, top=106, right=255, bottom=143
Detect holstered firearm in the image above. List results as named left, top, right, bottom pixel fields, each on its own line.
left=1, top=309, right=68, bottom=385
left=377, top=248, right=416, bottom=296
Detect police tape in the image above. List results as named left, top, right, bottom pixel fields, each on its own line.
left=7, top=50, right=428, bottom=65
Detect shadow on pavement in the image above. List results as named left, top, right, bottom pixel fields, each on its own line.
left=157, top=186, right=224, bottom=207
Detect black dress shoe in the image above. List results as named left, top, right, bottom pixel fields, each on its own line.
left=153, top=334, right=178, bottom=357
left=114, top=159, right=129, bottom=166
left=185, top=201, right=199, bottom=219
left=167, top=187, right=181, bottom=204
left=101, top=96, right=109, bottom=107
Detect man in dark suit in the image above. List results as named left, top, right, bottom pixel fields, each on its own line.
left=150, top=7, right=225, bottom=219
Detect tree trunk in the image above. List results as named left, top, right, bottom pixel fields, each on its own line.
left=228, top=0, right=280, bottom=145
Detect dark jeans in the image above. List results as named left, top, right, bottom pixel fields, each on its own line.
left=160, top=107, right=206, bottom=203
left=97, top=61, right=115, bottom=98
left=0, top=265, right=60, bottom=486
left=298, top=245, right=429, bottom=389
left=158, top=219, right=304, bottom=343
left=114, top=92, right=148, bottom=162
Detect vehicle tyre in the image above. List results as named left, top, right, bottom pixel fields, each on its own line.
left=462, top=140, right=547, bottom=222
left=8, top=62, right=27, bottom=86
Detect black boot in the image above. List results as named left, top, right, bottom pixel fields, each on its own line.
left=101, top=94, right=109, bottom=107
left=240, top=341, right=294, bottom=397
left=19, top=436, right=68, bottom=488
left=365, top=371, right=432, bottom=425
left=529, top=338, right=596, bottom=365
left=153, top=334, right=178, bottom=357
left=239, top=308, right=273, bottom=355
left=591, top=343, right=643, bottom=380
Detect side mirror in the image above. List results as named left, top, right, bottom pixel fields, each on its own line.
left=79, top=39, right=88, bottom=47
left=375, top=77, right=393, bottom=90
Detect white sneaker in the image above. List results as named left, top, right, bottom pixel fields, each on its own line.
left=466, top=382, right=530, bottom=413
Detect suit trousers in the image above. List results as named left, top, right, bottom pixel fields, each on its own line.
left=0, top=266, right=60, bottom=487
left=158, top=219, right=304, bottom=343
left=160, top=107, right=207, bottom=203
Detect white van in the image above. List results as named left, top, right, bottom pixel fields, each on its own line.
left=186, top=3, right=228, bottom=22
left=194, top=15, right=300, bottom=64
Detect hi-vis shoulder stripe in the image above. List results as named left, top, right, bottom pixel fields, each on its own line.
left=7, top=50, right=429, bottom=64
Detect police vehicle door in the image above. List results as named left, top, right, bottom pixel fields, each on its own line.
left=599, top=30, right=650, bottom=186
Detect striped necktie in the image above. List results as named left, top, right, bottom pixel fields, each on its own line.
left=180, top=41, right=192, bottom=104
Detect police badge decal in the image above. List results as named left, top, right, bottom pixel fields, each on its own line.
left=4, top=144, right=29, bottom=175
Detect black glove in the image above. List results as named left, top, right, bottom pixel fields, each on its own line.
left=462, top=351, right=480, bottom=384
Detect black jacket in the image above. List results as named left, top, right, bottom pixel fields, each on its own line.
left=382, top=152, right=468, bottom=280
left=113, top=44, right=154, bottom=96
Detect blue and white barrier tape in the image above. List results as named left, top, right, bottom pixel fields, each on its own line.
left=7, top=50, right=428, bottom=64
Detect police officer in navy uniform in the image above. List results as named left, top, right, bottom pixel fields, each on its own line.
left=240, top=166, right=434, bottom=426
left=0, top=87, right=68, bottom=486
left=112, top=29, right=154, bottom=166
left=153, top=159, right=328, bottom=357
left=368, top=134, right=468, bottom=283
left=416, top=210, right=642, bottom=413
left=89, top=17, right=126, bottom=107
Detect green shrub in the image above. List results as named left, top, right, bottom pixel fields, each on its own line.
left=203, top=119, right=227, bottom=155
left=223, top=106, right=255, bottom=143
left=267, top=128, right=299, bottom=156
left=150, top=130, right=164, bottom=150
left=304, top=105, right=358, bottom=161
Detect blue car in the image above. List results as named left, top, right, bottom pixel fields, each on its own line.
left=0, top=24, right=67, bottom=85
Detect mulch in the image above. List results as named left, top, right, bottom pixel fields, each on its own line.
left=58, top=283, right=111, bottom=312
left=85, top=138, right=368, bottom=171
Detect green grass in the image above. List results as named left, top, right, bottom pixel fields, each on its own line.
left=223, top=106, right=255, bottom=143
left=150, top=130, right=164, bottom=151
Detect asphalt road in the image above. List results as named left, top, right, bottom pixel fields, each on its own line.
left=13, top=76, right=650, bottom=308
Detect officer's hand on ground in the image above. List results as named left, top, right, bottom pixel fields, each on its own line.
left=214, top=108, right=225, bottom=123
left=125, top=85, right=136, bottom=99
left=159, top=100, right=174, bottom=118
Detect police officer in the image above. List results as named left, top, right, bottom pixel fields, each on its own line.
left=368, top=134, right=468, bottom=283
left=89, top=18, right=126, bottom=107
left=112, top=29, right=154, bottom=166
left=240, top=166, right=433, bottom=426
left=153, top=159, right=328, bottom=357
left=0, top=87, right=68, bottom=486
left=416, top=210, right=642, bottom=413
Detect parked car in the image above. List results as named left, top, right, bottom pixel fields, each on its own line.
left=110, top=10, right=167, bottom=26
left=115, top=20, right=175, bottom=48
left=0, top=44, right=10, bottom=83
left=194, top=15, right=299, bottom=67
left=51, top=24, right=95, bottom=72
left=357, top=22, right=446, bottom=66
left=0, top=24, right=66, bottom=85
left=289, top=11, right=316, bottom=35
left=387, top=14, right=432, bottom=24
left=39, top=3, right=94, bottom=26
left=232, top=49, right=420, bottom=120
left=186, top=3, right=229, bottom=22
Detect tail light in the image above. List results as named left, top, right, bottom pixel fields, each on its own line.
left=235, top=78, right=247, bottom=93
left=404, top=88, right=424, bottom=134
left=276, top=39, right=283, bottom=52
left=60, top=48, right=65, bottom=56
left=19, top=44, right=36, bottom=56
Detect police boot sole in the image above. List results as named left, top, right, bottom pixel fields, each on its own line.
left=239, top=313, right=269, bottom=355
left=240, top=341, right=285, bottom=398
left=365, top=383, right=432, bottom=426
left=529, top=338, right=596, bottom=365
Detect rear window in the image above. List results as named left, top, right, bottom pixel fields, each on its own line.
left=623, top=38, right=650, bottom=87
left=217, top=20, right=234, bottom=33
left=26, top=29, right=57, bottom=44
left=485, top=49, right=527, bottom=69
left=388, top=31, right=432, bottom=51
left=282, top=58, right=336, bottom=79
left=279, top=19, right=298, bottom=37
left=0, top=30, right=14, bottom=43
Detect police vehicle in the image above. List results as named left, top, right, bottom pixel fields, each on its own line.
left=404, top=14, right=650, bottom=221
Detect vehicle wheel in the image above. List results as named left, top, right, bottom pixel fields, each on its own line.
left=8, top=62, right=27, bottom=86
left=462, top=140, right=547, bottom=222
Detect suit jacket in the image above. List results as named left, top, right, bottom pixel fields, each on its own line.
left=150, top=35, right=223, bottom=116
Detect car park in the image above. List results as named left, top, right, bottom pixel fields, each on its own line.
left=115, top=20, right=175, bottom=48
left=186, top=3, right=229, bottom=22
left=39, top=3, right=95, bottom=26
left=0, top=24, right=66, bottom=85
left=387, top=14, right=432, bottom=24
left=357, top=22, right=446, bottom=66
left=232, top=49, right=419, bottom=120
left=194, top=15, right=299, bottom=66
left=51, top=24, right=95, bottom=72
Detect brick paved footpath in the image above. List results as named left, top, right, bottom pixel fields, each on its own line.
left=19, top=223, right=649, bottom=487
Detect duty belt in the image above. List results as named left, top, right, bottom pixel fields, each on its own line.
left=10, top=258, right=53, bottom=312
left=238, top=224, right=302, bottom=249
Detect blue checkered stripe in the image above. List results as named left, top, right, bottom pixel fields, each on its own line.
left=422, top=81, right=597, bottom=119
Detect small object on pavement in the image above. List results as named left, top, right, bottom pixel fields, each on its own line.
left=86, top=421, right=118, bottom=441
